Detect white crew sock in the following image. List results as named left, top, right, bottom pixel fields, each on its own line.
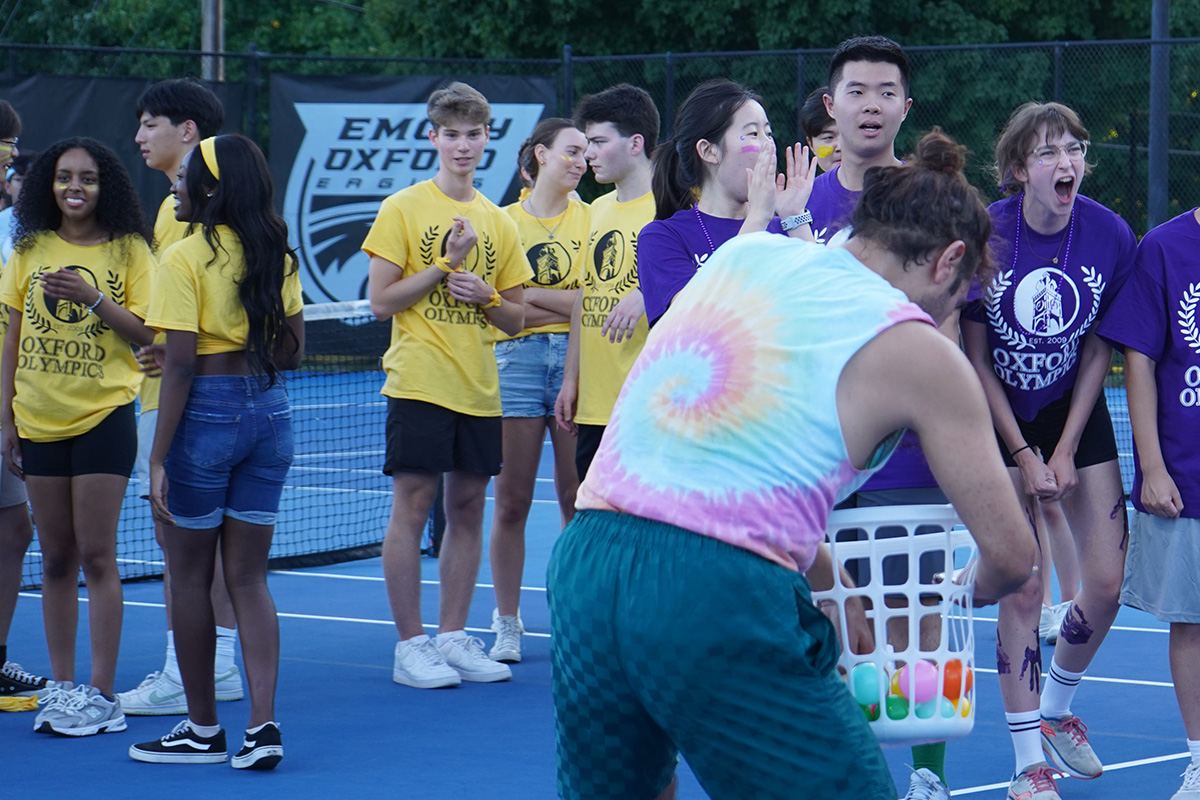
left=188, top=719, right=222, bottom=738
left=1006, top=710, right=1044, bottom=773
left=1040, top=662, right=1086, bottom=720
left=163, top=630, right=182, bottom=683
left=215, top=626, right=237, bottom=674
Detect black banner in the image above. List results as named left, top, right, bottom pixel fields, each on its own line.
left=0, top=75, right=244, bottom=223
left=270, top=74, right=554, bottom=304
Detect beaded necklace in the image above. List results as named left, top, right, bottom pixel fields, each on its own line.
left=694, top=206, right=716, bottom=255
left=1014, top=193, right=1074, bottom=270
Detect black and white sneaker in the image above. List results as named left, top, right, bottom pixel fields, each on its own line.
left=1, top=661, right=49, bottom=696
left=232, top=722, right=283, bottom=770
left=129, top=720, right=228, bottom=764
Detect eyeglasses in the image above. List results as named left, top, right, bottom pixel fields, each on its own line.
left=1031, top=140, right=1087, bottom=165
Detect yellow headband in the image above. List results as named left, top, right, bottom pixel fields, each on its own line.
left=199, top=137, right=220, bottom=181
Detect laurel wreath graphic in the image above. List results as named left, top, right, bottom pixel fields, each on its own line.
left=483, top=234, right=497, bottom=274
left=1072, top=265, right=1106, bottom=343
left=25, top=292, right=54, bottom=335
left=986, top=269, right=1032, bottom=350
left=1180, top=281, right=1200, bottom=356
left=419, top=227, right=438, bottom=267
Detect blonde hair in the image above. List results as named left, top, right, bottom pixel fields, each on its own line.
left=994, top=102, right=1091, bottom=195
left=427, top=82, right=490, bottom=130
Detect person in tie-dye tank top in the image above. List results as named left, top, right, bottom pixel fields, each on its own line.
left=547, top=130, right=1036, bottom=800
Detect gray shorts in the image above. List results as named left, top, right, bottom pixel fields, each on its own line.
left=1121, top=510, right=1200, bottom=624
left=135, top=408, right=157, bottom=499
left=0, top=454, right=28, bottom=507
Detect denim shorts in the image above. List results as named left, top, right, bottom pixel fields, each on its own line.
left=496, top=332, right=568, bottom=418
left=164, top=376, right=294, bottom=530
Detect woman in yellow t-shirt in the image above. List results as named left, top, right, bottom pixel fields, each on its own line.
left=488, top=119, right=589, bottom=664
left=0, top=137, right=156, bottom=735
left=129, top=134, right=303, bottom=769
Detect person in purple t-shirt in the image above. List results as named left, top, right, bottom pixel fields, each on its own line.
left=961, top=102, right=1135, bottom=800
left=637, top=79, right=815, bottom=326
left=1096, top=208, right=1200, bottom=800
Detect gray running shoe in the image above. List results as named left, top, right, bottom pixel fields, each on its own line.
left=1041, top=715, right=1102, bottom=779
left=46, top=684, right=127, bottom=737
left=33, top=681, right=77, bottom=733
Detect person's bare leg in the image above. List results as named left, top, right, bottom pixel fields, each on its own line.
left=26, top=476, right=78, bottom=683
left=0, top=501, right=33, bottom=646
left=489, top=417, right=544, bottom=618
left=438, top=470, right=490, bottom=633
left=71, top=473, right=128, bottom=696
left=1041, top=499, right=1080, bottom=604
left=382, top=472, right=440, bottom=639
left=163, top=522, right=219, bottom=725
left=221, top=518, right=278, bottom=727
left=548, top=420, right=579, bottom=527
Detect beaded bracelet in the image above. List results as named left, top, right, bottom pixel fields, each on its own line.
left=86, top=292, right=104, bottom=314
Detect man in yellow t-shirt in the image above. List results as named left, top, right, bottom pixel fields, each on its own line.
left=553, top=84, right=660, bottom=481
left=118, top=79, right=241, bottom=716
left=364, top=82, right=530, bottom=690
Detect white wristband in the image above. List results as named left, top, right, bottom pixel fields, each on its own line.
left=86, top=292, right=104, bottom=313
left=781, top=210, right=814, bottom=231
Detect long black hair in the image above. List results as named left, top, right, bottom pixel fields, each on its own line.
left=183, top=134, right=299, bottom=386
left=650, top=79, right=763, bottom=221
left=14, top=137, right=152, bottom=252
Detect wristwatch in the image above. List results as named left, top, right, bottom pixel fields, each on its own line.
left=780, top=210, right=814, bottom=231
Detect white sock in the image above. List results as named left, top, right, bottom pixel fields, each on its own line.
left=402, top=633, right=431, bottom=646
left=188, top=719, right=221, bottom=738
left=215, top=626, right=237, bottom=674
left=1006, top=710, right=1044, bottom=773
left=163, top=631, right=181, bottom=683
left=435, top=630, right=466, bottom=645
left=246, top=720, right=278, bottom=735
left=1189, top=739, right=1200, bottom=766
left=1040, top=662, right=1085, bottom=720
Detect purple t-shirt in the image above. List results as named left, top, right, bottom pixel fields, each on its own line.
left=809, top=165, right=937, bottom=492
left=1097, top=209, right=1200, bottom=517
left=809, top=166, right=857, bottom=244
left=964, top=194, right=1137, bottom=421
left=638, top=207, right=784, bottom=325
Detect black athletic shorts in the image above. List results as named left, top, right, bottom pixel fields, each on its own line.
left=383, top=397, right=501, bottom=476
left=998, top=389, right=1117, bottom=469
left=21, top=401, right=136, bottom=478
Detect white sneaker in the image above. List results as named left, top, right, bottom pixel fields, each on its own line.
left=118, top=671, right=187, bottom=715
left=489, top=609, right=523, bottom=663
left=214, top=665, right=244, bottom=701
left=1040, top=602, right=1071, bottom=645
left=437, top=631, right=512, bottom=682
left=1174, top=762, right=1200, bottom=799
left=393, top=636, right=461, bottom=689
left=46, top=684, right=127, bottom=736
left=903, top=767, right=950, bottom=800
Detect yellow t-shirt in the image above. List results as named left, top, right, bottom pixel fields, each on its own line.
left=362, top=180, right=532, bottom=416
left=147, top=226, right=303, bottom=352
left=498, top=197, right=589, bottom=342
left=139, top=196, right=192, bottom=414
left=0, top=231, right=154, bottom=442
left=575, top=190, right=653, bottom=426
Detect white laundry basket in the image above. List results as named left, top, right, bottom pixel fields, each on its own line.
left=813, top=504, right=978, bottom=747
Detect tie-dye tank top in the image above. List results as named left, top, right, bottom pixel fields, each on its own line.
left=575, top=232, right=935, bottom=572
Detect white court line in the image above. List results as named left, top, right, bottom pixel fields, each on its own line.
left=268, top=570, right=548, bottom=593
left=15, top=591, right=549, bottom=638
left=950, top=752, right=1189, bottom=795
left=974, top=616, right=1169, bottom=635
left=971, top=666, right=1174, bottom=689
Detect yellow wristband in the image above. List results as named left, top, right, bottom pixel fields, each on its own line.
left=482, top=292, right=502, bottom=309
left=435, top=256, right=457, bottom=273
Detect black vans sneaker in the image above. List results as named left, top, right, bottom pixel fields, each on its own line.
left=130, top=721, right=228, bottom=764
left=232, top=722, right=283, bottom=770
left=0, top=661, right=49, bottom=696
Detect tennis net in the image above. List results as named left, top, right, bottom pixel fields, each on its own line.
left=19, top=300, right=397, bottom=590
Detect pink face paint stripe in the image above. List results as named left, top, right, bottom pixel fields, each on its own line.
left=739, top=146, right=760, bottom=154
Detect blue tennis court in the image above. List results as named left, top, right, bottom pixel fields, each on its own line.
left=2, top=384, right=1189, bottom=798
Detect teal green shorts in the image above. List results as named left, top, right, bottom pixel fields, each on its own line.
left=547, top=509, right=896, bottom=800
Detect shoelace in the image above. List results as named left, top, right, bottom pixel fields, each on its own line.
left=459, top=636, right=491, bottom=662
left=1024, top=766, right=1058, bottom=792
left=134, top=671, right=162, bottom=690
left=1056, top=716, right=1089, bottom=745
left=1181, top=763, right=1200, bottom=790
left=903, top=770, right=944, bottom=800
left=41, top=684, right=76, bottom=711
left=58, top=688, right=90, bottom=712
left=162, top=720, right=194, bottom=742
left=2, top=662, right=43, bottom=684
left=413, top=640, right=449, bottom=668
left=494, top=617, right=522, bottom=645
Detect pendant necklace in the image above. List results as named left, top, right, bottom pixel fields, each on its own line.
left=1016, top=193, right=1074, bottom=267
left=694, top=206, right=716, bottom=255
left=524, top=198, right=566, bottom=240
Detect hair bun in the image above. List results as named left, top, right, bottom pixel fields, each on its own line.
left=913, top=126, right=966, bottom=176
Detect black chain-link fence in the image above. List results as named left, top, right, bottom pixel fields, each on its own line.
left=1, top=38, right=1196, bottom=231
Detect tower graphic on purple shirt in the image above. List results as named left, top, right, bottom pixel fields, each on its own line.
left=1031, top=273, right=1063, bottom=335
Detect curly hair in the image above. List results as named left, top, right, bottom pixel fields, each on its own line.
left=14, top=137, right=152, bottom=253
left=183, top=134, right=299, bottom=386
